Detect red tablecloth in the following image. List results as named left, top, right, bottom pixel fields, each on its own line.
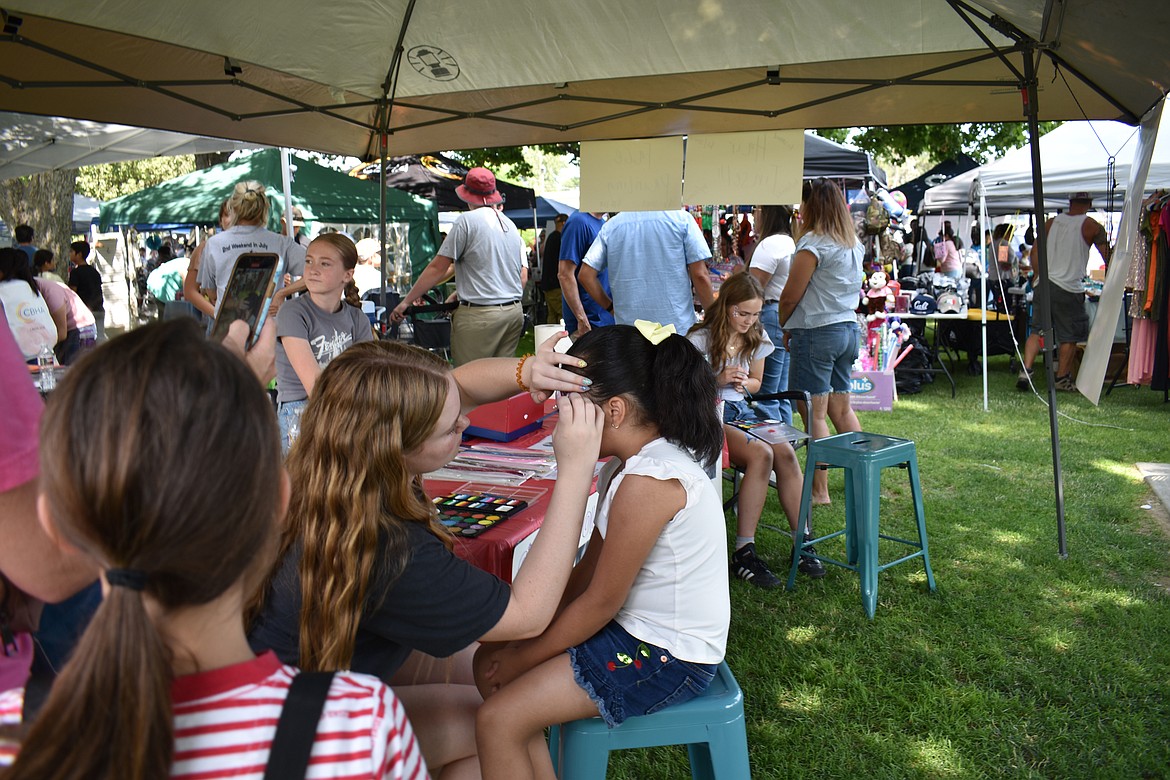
left=425, top=418, right=575, bottom=583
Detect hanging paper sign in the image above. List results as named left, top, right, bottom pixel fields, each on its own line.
left=580, top=137, right=684, bottom=212
left=683, top=130, right=804, bottom=205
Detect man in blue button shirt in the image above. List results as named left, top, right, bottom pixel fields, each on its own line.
left=578, top=210, right=715, bottom=334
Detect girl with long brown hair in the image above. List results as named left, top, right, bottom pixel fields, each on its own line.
left=249, top=337, right=602, bottom=778
left=0, top=320, right=426, bottom=779
left=779, top=177, right=864, bottom=504
left=687, top=272, right=821, bottom=587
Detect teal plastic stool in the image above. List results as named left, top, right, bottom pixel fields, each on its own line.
left=786, top=431, right=936, bottom=618
left=548, top=661, right=750, bottom=779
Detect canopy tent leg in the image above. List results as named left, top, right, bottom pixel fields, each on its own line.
left=280, top=149, right=294, bottom=239
left=978, top=184, right=989, bottom=412
left=1022, top=43, right=1068, bottom=559
left=379, top=132, right=388, bottom=314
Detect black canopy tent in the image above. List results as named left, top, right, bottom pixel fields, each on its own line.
left=802, top=133, right=887, bottom=186
left=893, top=154, right=981, bottom=213
left=351, top=154, right=536, bottom=211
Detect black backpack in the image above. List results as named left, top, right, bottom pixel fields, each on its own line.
left=894, top=333, right=935, bottom=395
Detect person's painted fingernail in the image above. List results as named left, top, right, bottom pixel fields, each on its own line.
left=581, top=384, right=590, bottom=392
left=578, top=360, right=587, bottom=367
left=582, top=377, right=592, bottom=385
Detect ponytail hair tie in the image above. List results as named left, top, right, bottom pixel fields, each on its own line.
left=106, top=568, right=148, bottom=591
left=634, top=319, right=676, bottom=345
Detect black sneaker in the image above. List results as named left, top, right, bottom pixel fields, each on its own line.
left=1016, top=367, right=1034, bottom=391
left=730, top=543, right=782, bottom=589
left=797, top=535, right=827, bottom=579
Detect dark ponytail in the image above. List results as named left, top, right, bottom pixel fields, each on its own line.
left=648, top=334, right=722, bottom=468
left=5, top=588, right=173, bottom=780
left=567, top=326, right=722, bottom=469
left=5, top=320, right=282, bottom=780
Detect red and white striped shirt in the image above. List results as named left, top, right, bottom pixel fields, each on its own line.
left=0, top=652, right=428, bottom=779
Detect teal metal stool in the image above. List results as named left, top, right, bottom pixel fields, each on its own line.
left=548, top=661, right=751, bottom=779
left=786, top=432, right=936, bottom=618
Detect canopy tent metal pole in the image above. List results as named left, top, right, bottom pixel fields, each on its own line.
left=977, top=181, right=989, bottom=411
left=379, top=133, right=387, bottom=311
left=279, top=149, right=294, bottom=239
left=1022, top=40, right=1068, bottom=558
left=373, top=0, right=418, bottom=318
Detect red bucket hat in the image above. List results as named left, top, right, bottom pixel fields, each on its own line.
left=456, top=167, right=504, bottom=206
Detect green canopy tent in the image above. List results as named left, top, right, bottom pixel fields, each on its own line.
left=99, top=148, right=441, bottom=281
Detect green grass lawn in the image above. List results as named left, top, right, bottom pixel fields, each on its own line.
left=524, top=329, right=1170, bottom=779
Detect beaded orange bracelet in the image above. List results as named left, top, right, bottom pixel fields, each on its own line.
left=515, top=353, right=534, bottom=392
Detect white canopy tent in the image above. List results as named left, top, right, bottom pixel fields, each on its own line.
left=923, top=120, right=1170, bottom=214
left=0, top=111, right=258, bottom=181
left=4, top=0, right=1169, bottom=557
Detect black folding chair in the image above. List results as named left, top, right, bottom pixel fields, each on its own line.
left=405, top=299, right=458, bottom=360
left=722, top=389, right=813, bottom=535
left=363, top=288, right=401, bottom=340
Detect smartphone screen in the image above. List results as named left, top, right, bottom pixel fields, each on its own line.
left=209, top=252, right=283, bottom=347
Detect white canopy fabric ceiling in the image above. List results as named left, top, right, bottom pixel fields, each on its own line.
left=0, top=111, right=258, bottom=181
left=2, top=1, right=1167, bottom=157
left=923, top=119, right=1170, bottom=214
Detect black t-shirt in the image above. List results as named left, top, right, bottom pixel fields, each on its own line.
left=249, top=522, right=511, bottom=682
left=69, top=264, right=104, bottom=312
left=540, top=230, right=564, bottom=291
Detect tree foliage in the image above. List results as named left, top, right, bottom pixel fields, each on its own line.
left=816, top=122, right=1060, bottom=166
left=75, top=155, right=196, bottom=201
left=449, top=143, right=578, bottom=179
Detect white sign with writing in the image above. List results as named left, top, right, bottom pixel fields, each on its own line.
left=580, top=137, right=684, bottom=212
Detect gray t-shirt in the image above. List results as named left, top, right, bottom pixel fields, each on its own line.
left=440, top=206, right=525, bottom=304
left=786, top=232, right=864, bottom=330
left=200, top=225, right=307, bottom=314
left=275, top=295, right=374, bottom=403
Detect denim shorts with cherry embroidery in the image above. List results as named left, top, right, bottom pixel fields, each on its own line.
left=567, top=619, right=717, bottom=727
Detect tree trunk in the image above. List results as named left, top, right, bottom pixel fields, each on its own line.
left=194, top=152, right=232, bottom=170
left=0, top=169, right=77, bottom=260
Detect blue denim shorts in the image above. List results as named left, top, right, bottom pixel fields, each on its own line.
left=568, top=619, right=717, bottom=727
left=277, top=399, right=308, bottom=455
left=787, top=320, right=860, bottom=396
left=722, top=399, right=763, bottom=424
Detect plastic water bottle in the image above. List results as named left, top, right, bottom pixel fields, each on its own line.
left=37, top=344, right=56, bottom=392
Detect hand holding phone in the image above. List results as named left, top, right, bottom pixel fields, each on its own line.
left=210, top=253, right=284, bottom=348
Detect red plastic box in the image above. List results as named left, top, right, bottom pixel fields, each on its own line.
left=465, top=392, right=547, bottom=441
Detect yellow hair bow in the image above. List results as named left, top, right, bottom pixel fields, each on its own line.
left=634, top=319, right=676, bottom=345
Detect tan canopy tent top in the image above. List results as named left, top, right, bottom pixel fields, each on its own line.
left=4, top=0, right=1169, bottom=557
left=1, top=1, right=1166, bottom=157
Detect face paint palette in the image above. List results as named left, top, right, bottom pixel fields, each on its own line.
left=432, top=492, right=531, bottom=537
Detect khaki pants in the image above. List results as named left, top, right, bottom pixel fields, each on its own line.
left=451, top=302, right=524, bottom=366
left=543, top=288, right=563, bottom=324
